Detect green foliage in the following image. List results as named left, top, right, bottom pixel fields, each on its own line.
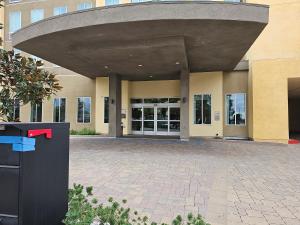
left=0, top=0, right=5, bottom=45
left=64, top=184, right=211, bottom=225
left=70, top=128, right=99, bottom=135
left=0, top=49, right=62, bottom=121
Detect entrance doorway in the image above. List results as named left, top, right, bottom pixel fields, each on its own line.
left=131, top=98, right=180, bottom=135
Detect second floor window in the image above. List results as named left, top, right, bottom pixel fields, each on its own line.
left=54, top=6, right=68, bottom=16
left=131, top=0, right=147, bottom=3
left=31, top=9, right=44, bottom=23
left=194, top=94, right=212, bottom=125
left=105, top=0, right=119, bottom=6
left=9, top=11, right=21, bottom=36
left=31, top=102, right=42, bottom=122
left=77, top=97, right=91, bottom=123
left=53, top=98, right=66, bottom=122
left=77, top=2, right=93, bottom=10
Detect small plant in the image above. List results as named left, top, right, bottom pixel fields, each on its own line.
left=70, top=128, right=98, bottom=135
left=64, top=184, right=211, bottom=225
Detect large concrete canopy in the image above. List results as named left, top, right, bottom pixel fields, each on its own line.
left=12, top=1, right=269, bottom=80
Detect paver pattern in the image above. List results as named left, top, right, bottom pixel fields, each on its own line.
left=69, top=137, right=300, bottom=225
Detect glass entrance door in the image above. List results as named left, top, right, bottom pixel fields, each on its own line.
left=143, top=107, right=155, bottom=135
left=156, top=107, right=169, bottom=135
left=131, top=98, right=180, bottom=136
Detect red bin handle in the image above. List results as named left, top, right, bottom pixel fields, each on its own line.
left=28, top=129, right=52, bottom=139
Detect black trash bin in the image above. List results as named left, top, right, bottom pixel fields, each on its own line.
left=0, top=123, right=70, bottom=225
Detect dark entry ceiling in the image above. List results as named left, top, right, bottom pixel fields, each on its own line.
left=12, top=1, right=269, bottom=80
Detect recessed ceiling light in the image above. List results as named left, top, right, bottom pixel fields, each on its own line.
left=138, top=64, right=143, bottom=67
left=104, top=66, right=109, bottom=69
left=176, top=62, right=180, bottom=65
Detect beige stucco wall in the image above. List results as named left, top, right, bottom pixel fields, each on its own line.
left=250, top=59, right=300, bottom=143
left=190, top=72, right=223, bottom=137
left=95, top=77, right=109, bottom=134
left=246, top=0, right=300, bottom=143
left=246, top=0, right=300, bottom=61
left=130, top=80, right=180, bottom=98
left=223, top=71, right=248, bottom=138
left=19, top=75, right=96, bottom=131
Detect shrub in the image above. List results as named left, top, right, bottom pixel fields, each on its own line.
left=63, top=184, right=211, bottom=225
left=70, top=128, right=98, bottom=135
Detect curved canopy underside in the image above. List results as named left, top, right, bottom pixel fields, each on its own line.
left=12, top=1, right=269, bottom=80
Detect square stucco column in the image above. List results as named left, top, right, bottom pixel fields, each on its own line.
left=109, top=74, right=122, bottom=137
left=180, top=68, right=190, bottom=141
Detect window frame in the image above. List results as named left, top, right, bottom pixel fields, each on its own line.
left=9, top=11, right=22, bottom=40
left=8, top=0, right=21, bottom=4
left=193, top=94, right=212, bottom=125
left=10, top=99, right=20, bottom=121
left=77, top=97, right=92, bottom=124
left=53, top=6, right=68, bottom=16
left=30, top=101, right=43, bottom=122
left=77, top=2, right=93, bottom=10
left=105, top=0, right=119, bottom=6
left=225, top=93, right=247, bottom=126
left=30, top=8, right=44, bottom=23
left=53, top=97, right=67, bottom=123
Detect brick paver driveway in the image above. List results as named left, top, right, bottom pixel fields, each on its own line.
left=69, top=137, right=300, bottom=225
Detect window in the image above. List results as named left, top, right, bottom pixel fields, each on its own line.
left=224, top=0, right=242, bottom=2
left=105, top=0, right=119, bottom=6
left=53, top=98, right=66, bottom=122
left=131, top=99, right=143, bottom=104
left=77, top=97, right=91, bottom=123
left=8, top=0, right=21, bottom=4
left=131, top=0, right=147, bottom=2
left=31, top=55, right=42, bottom=62
left=9, top=99, right=20, bottom=121
left=31, top=9, right=44, bottom=23
left=31, top=102, right=42, bottom=122
left=226, top=93, right=246, bottom=125
left=104, top=97, right=109, bottom=123
left=194, top=94, right=211, bottom=124
left=13, top=48, right=21, bottom=54
left=53, top=6, right=68, bottom=16
left=77, top=2, right=93, bottom=10
left=9, top=11, right=21, bottom=39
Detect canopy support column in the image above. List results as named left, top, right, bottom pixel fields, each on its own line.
left=180, top=68, right=190, bottom=141
left=109, top=74, right=122, bottom=137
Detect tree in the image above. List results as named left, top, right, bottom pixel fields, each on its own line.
left=0, top=0, right=3, bottom=46
left=0, top=50, right=62, bottom=122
